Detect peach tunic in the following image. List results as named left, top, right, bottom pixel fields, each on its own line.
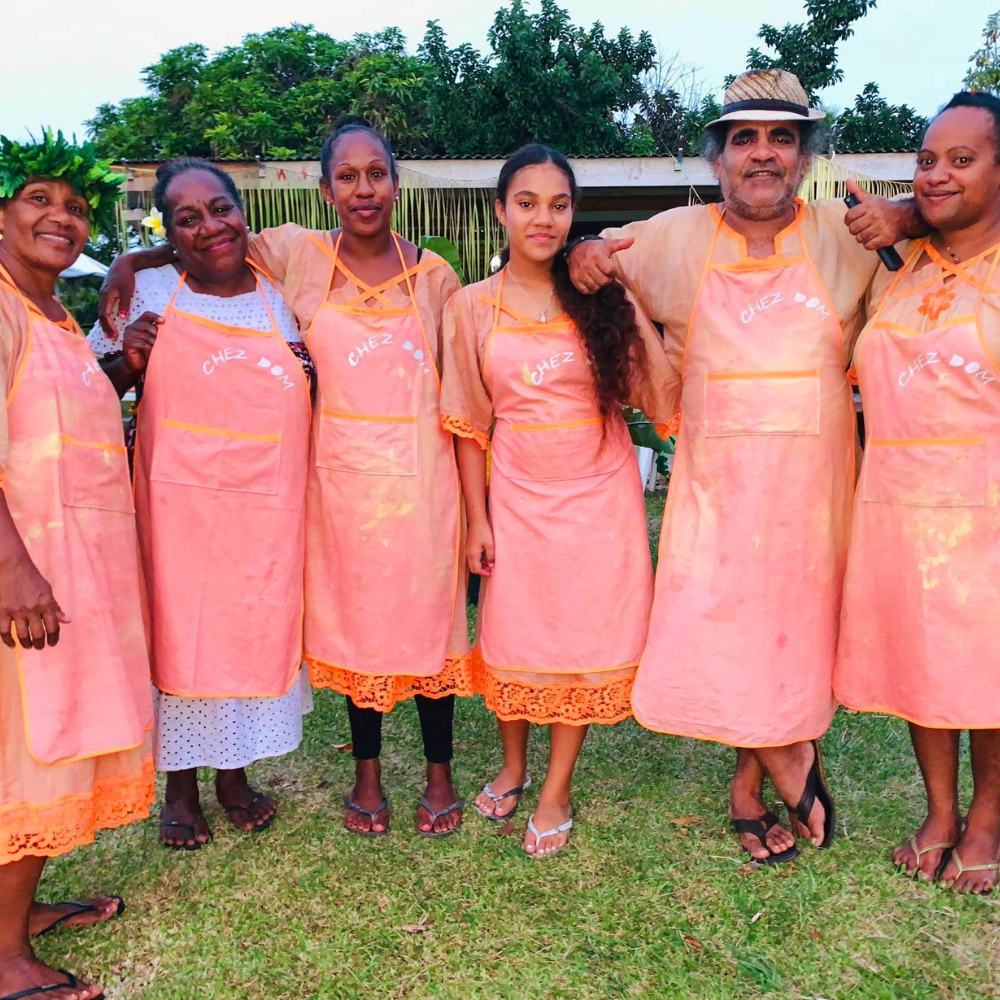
left=602, top=200, right=880, bottom=746
left=440, top=271, right=673, bottom=725
left=836, top=242, right=1000, bottom=728
left=0, top=267, right=153, bottom=865
left=250, top=226, right=471, bottom=710
left=134, top=267, right=311, bottom=698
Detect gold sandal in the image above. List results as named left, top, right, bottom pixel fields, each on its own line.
left=899, top=836, right=958, bottom=879
left=942, top=848, right=1000, bottom=891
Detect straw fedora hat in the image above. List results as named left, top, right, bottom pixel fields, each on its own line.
left=706, top=70, right=826, bottom=127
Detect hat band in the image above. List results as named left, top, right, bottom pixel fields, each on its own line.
left=722, top=98, right=811, bottom=117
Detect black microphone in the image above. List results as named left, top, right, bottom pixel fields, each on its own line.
left=844, top=192, right=904, bottom=271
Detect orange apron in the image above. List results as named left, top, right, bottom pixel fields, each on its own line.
left=2, top=266, right=151, bottom=764
left=134, top=267, right=310, bottom=697
left=303, top=234, right=462, bottom=679
left=477, top=270, right=653, bottom=687
left=632, top=203, right=855, bottom=746
left=836, top=241, right=1000, bottom=727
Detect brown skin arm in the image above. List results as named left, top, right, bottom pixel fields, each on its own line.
left=0, top=492, right=69, bottom=650
left=101, top=311, right=164, bottom=397
left=98, top=245, right=177, bottom=338
left=844, top=180, right=929, bottom=250
left=566, top=236, right=635, bottom=294
left=455, top=438, right=494, bottom=576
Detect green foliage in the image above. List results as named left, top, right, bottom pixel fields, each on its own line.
left=965, top=11, right=1000, bottom=94
left=56, top=275, right=102, bottom=329
left=0, top=128, right=123, bottom=235
left=743, top=0, right=878, bottom=99
left=835, top=83, right=928, bottom=152
left=625, top=409, right=675, bottom=480
left=418, top=236, right=467, bottom=285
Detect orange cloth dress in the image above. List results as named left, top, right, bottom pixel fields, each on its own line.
left=836, top=241, right=1000, bottom=728
left=600, top=201, right=879, bottom=747
left=440, top=270, right=672, bottom=725
left=249, top=226, right=471, bottom=711
left=0, top=267, right=153, bottom=865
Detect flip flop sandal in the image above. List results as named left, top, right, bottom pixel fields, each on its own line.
left=223, top=791, right=276, bottom=833
left=732, top=811, right=800, bottom=865
left=344, top=797, right=390, bottom=837
left=941, top=848, right=1000, bottom=892
left=416, top=797, right=464, bottom=838
left=785, top=739, right=836, bottom=850
left=524, top=805, right=575, bottom=859
left=35, top=896, right=125, bottom=937
left=159, top=819, right=211, bottom=852
left=897, top=836, right=958, bottom=880
left=475, top=776, right=532, bottom=822
left=1, top=970, right=104, bottom=1000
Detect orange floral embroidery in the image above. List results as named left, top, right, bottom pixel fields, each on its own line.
left=306, top=653, right=474, bottom=712
left=441, top=414, right=489, bottom=450
left=471, top=651, right=635, bottom=726
left=918, top=285, right=957, bottom=322
left=656, top=407, right=681, bottom=438
left=0, top=756, right=155, bottom=866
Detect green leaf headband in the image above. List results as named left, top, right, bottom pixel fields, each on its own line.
left=0, top=128, right=124, bottom=236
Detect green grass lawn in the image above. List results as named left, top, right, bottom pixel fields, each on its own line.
left=37, top=494, right=1000, bottom=999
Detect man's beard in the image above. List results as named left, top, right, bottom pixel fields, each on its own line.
left=722, top=161, right=809, bottom=223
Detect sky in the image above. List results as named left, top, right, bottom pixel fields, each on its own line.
left=0, top=0, right=990, bottom=143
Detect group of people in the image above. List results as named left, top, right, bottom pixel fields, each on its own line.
left=0, top=65, right=998, bottom=1000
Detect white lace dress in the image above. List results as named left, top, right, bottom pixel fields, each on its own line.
left=89, top=264, right=313, bottom=771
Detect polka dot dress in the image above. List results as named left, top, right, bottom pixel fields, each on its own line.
left=89, top=265, right=313, bottom=772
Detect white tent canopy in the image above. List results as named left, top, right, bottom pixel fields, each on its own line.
left=60, top=254, right=108, bottom=279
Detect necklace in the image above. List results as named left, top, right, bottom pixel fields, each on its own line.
left=506, top=265, right=555, bottom=323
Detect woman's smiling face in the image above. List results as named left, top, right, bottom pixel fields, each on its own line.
left=0, top=178, right=90, bottom=275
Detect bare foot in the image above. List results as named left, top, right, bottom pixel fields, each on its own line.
left=939, top=820, right=1000, bottom=894
left=892, top=813, right=962, bottom=880
left=29, top=897, right=122, bottom=937
left=159, top=799, right=212, bottom=850
left=344, top=759, right=389, bottom=835
left=0, top=951, right=103, bottom=1000
left=523, top=797, right=572, bottom=857
left=216, top=769, right=276, bottom=832
left=415, top=762, right=462, bottom=835
left=475, top=764, right=528, bottom=819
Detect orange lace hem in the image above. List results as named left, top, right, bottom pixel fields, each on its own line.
left=471, top=652, right=634, bottom=726
left=656, top=408, right=681, bottom=438
left=441, top=414, right=489, bottom=450
left=305, top=653, right=475, bottom=712
left=0, top=756, right=155, bottom=866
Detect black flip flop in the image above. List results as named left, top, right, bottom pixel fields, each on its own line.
left=416, top=797, right=464, bottom=839
left=35, top=896, right=125, bottom=937
left=1, top=970, right=104, bottom=1000
left=223, top=791, right=276, bottom=833
left=732, top=811, right=800, bottom=865
left=475, top=776, right=532, bottom=822
left=344, top=797, right=390, bottom=837
left=159, top=819, right=211, bottom=851
left=787, top=739, right=836, bottom=849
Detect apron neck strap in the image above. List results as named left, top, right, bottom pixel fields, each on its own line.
left=869, top=239, right=928, bottom=325
left=166, top=264, right=281, bottom=335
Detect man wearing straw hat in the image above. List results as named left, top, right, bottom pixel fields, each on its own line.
left=568, top=69, right=924, bottom=865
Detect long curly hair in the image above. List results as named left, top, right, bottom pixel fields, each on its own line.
left=496, top=145, right=647, bottom=428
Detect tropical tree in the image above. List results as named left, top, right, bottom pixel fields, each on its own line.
left=965, top=11, right=1000, bottom=94
left=835, top=83, right=927, bottom=152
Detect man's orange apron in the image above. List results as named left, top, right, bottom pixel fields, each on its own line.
left=303, top=234, right=463, bottom=680
left=836, top=241, right=1000, bottom=727
left=134, top=267, right=311, bottom=697
left=477, top=270, right=652, bottom=699
left=1, top=265, right=151, bottom=764
left=632, top=203, right=855, bottom=746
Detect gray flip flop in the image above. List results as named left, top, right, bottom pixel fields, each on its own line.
left=475, top=776, right=532, bottom=822
left=344, top=797, right=390, bottom=837
left=417, top=797, right=464, bottom=838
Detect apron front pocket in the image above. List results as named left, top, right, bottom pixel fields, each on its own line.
left=55, top=388, right=134, bottom=513
left=149, top=418, right=282, bottom=495
left=316, top=410, right=417, bottom=476
left=863, top=436, right=987, bottom=507
left=704, top=370, right=821, bottom=437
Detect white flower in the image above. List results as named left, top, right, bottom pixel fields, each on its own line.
left=141, top=207, right=167, bottom=239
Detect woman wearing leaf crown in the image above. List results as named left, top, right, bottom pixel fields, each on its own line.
left=0, top=130, right=154, bottom=1000
left=101, top=116, right=473, bottom=840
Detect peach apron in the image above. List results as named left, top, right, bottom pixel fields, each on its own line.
left=134, top=267, right=310, bottom=697
left=632, top=204, right=855, bottom=746
left=477, top=270, right=653, bottom=703
left=303, top=234, right=462, bottom=680
left=2, top=266, right=151, bottom=764
left=836, top=242, right=1000, bottom=727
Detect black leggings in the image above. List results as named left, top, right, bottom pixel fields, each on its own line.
left=346, top=695, right=454, bottom=765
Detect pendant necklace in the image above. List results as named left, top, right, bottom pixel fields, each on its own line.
left=506, top=265, right=555, bottom=323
